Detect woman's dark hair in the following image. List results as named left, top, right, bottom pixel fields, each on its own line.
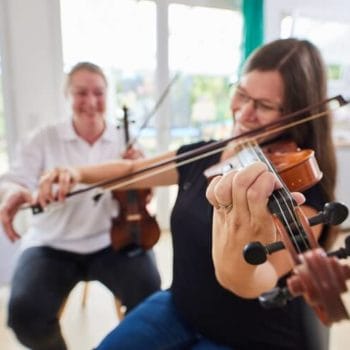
left=242, top=38, right=337, bottom=246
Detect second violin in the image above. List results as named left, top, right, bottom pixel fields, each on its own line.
left=111, top=106, right=161, bottom=254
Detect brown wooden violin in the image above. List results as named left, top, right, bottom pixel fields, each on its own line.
left=207, top=138, right=350, bottom=326
left=110, top=106, right=161, bottom=254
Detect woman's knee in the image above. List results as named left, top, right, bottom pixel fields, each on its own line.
left=8, top=293, right=52, bottom=336
left=8, top=293, right=33, bottom=330
left=8, top=294, right=65, bottom=350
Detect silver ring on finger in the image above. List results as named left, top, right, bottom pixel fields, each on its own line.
left=217, top=203, right=233, bottom=212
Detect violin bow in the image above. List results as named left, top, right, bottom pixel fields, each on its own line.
left=120, top=72, right=180, bottom=150
left=71, top=94, right=349, bottom=191
left=26, top=94, right=349, bottom=213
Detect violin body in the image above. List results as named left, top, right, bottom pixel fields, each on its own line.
left=262, top=140, right=323, bottom=192
left=110, top=106, right=161, bottom=253
left=111, top=189, right=161, bottom=253
left=204, top=140, right=323, bottom=193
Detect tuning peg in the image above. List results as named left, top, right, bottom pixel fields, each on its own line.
left=308, top=202, right=348, bottom=226
left=327, top=235, right=350, bottom=260
left=243, top=241, right=285, bottom=265
left=244, top=202, right=349, bottom=266
left=259, top=286, right=293, bottom=309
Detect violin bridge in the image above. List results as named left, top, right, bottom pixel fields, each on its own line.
left=126, top=213, right=142, bottom=222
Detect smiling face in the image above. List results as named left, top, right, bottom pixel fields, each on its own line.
left=68, top=69, right=107, bottom=132
left=231, top=70, right=284, bottom=136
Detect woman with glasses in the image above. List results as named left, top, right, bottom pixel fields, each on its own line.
left=37, top=38, right=336, bottom=350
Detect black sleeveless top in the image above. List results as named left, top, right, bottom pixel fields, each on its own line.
left=170, top=141, right=327, bottom=350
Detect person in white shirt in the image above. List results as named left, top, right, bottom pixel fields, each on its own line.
left=0, top=62, right=161, bottom=350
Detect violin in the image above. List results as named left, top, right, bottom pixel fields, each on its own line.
left=206, top=138, right=350, bottom=326
left=110, top=106, right=161, bottom=254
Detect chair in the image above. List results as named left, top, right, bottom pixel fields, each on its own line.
left=81, top=282, right=125, bottom=320
left=58, top=282, right=125, bottom=320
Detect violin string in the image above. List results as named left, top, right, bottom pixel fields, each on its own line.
left=253, top=143, right=311, bottom=252
left=274, top=191, right=310, bottom=252
left=178, top=136, right=309, bottom=253
left=243, top=143, right=294, bottom=228
left=238, top=141, right=309, bottom=253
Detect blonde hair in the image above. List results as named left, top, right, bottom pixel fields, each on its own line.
left=65, top=61, right=107, bottom=95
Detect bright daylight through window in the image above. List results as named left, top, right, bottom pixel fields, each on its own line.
left=60, top=0, right=242, bottom=155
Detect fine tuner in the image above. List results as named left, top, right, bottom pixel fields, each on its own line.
left=243, top=202, right=349, bottom=265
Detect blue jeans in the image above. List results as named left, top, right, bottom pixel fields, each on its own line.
left=96, top=290, right=233, bottom=350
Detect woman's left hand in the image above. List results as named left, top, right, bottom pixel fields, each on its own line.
left=206, top=161, right=304, bottom=297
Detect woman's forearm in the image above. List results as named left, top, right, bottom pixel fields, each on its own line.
left=78, top=150, right=179, bottom=188
left=77, top=159, right=133, bottom=184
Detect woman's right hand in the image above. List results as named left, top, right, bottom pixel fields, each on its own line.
left=36, top=167, right=81, bottom=208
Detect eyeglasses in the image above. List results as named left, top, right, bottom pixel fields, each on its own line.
left=233, top=86, right=283, bottom=117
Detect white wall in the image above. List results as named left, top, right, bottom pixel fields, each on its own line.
left=264, top=0, right=350, bottom=41
left=0, top=0, right=64, bottom=159
left=0, top=0, right=64, bottom=285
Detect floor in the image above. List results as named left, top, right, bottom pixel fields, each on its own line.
left=0, top=232, right=349, bottom=350
left=0, top=232, right=173, bottom=350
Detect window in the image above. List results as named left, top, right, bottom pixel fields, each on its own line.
left=60, top=0, right=156, bottom=148
left=281, top=15, right=350, bottom=143
left=167, top=3, right=242, bottom=150
left=60, top=0, right=242, bottom=155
